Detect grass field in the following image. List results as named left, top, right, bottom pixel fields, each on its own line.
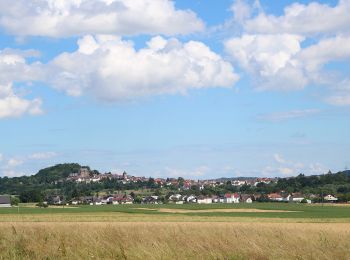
left=0, top=203, right=349, bottom=259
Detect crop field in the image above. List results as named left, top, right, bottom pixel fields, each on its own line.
left=0, top=203, right=349, bottom=259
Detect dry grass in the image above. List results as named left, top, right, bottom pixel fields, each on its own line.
left=0, top=212, right=349, bottom=223
left=0, top=222, right=349, bottom=260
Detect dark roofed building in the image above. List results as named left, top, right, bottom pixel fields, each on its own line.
left=0, top=195, right=11, bottom=207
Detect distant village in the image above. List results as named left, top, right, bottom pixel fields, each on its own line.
left=39, top=167, right=339, bottom=207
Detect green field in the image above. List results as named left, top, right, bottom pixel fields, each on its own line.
left=1, top=203, right=349, bottom=222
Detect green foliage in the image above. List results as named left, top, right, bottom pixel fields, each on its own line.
left=10, top=196, right=20, bottom=206
left=35, top=163, right=82, bottom=183
left=19, top=190, right=44, bottom=203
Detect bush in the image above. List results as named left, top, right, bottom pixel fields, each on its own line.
left=300, top=198, right=308, bottom=203
left=10, top=196, right=20, bottom=206
left=36, top=202, right=48, bottom=208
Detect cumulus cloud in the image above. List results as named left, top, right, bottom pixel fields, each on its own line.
left=0, top=50, right=43, bottom=118
left=225, top=33, right=307, bottom=90
left=46, top=35, right=239, bottom=101
left=223, top=1, right=350, bottom=103
left=0, top=0, right=204, bottom=37
left=264, top=153, right=327, bottom=176
left=6, top=158, right=24, bottom=167
left=243, top=0, right=350, bottom=36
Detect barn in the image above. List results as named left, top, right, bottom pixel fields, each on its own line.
left=0, top=196, right=11, bottom=207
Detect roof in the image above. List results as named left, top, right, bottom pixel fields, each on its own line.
left=0, top=196, right=11, bottom=204
left=268, top=193, right=282, bottom=199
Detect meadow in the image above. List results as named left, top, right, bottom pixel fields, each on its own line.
left=0, top=203, right=349, bottom=259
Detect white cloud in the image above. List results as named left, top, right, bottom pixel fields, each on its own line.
left=0, top=89, right=43, bottom=119
left=7, top=158, right=24, bottom=167
left=0, top=0, right=204, bottom=37
left=2, top=170, right=26, bottom=177
left=46, top=35, right=239, bottom=101
left=274, top=154, right=286, bottom=164
left=159, top=166, right=210, bottom=179
left=243, top=0, right=350, bottom=36
left=225, top=34, right=308, bottom=91
left=230, top=0, right=253, bottom=24
left=0, top=82, right=43, bottom=119
left=258, top=109, right=320, bottom=122
left=0, top=50, right=44, bottom=118
left=29, top=152, right=57, bottom=160
left=264, top=153, right=327, bottom=177
left=223, top=1, right=350, bottom=104
left=0, top=154, right=3, bottom=162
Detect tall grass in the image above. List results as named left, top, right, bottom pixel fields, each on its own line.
left=0, top=222, right=349, bottom=259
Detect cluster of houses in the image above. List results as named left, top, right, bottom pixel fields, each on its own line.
left=45, top=192, right=339, bottom=206
left=0, top=192, right=341, bottom=207
left=65, top=168, right=277, bottom=191
left=267, top=192, right=338, bottom=203
left=49, top=194, right=134, bottom=206
left=167, top=193, right=251, bottom=204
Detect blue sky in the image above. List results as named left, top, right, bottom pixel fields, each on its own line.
left=0, top=0, right=349, bottom=178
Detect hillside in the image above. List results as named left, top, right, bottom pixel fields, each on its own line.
left=34, top=163, right=83, bottom=183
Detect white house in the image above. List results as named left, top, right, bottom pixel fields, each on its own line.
left=288, top=193, right=305, bottom=203
left=185, top=195, right=197, bottom=203
left=224, top=193, right=240, bottom=203
left=268, top=193, right=284, bottom=202
left=324, top=194, right=338, bottom=202
left=197, top=196, right=212, bottom=204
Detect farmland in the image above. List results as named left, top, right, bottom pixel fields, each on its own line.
left=0, top=203, right=349, bottom=259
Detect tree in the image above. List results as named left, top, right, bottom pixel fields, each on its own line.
left=10, top=196, right=20, bottom=206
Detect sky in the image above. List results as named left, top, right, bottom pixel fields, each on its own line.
left=0, top=0, right=349, bottom=179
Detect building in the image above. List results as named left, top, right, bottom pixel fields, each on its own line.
left=0, top=196, right=11, bottom=207
left=268, top=193, right=284, bottom=202
left=224, top=193, right=240, bottom=203
left=324, top=194, right=338, bottom=202
left=79, top=167, right=90, bottom=177
left=197, top=196, right=212, bottom=204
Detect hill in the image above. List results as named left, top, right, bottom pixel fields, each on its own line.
left=34, top=163, right=82, bottom=183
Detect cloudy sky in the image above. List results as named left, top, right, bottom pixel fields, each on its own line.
left=0, top=0, right=349, bottom=178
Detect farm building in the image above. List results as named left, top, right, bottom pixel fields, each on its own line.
left=0, top=195, right=11, bottom=207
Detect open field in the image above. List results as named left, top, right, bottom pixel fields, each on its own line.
left=1, top=203, right=349, bottom=222
left=0, top=203, right=349, bottom=259
left=0, top=222, right=349, bottom=259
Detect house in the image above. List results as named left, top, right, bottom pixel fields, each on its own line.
left=232, top=193, right=240, bottom=203
left=168, top=194, right=183, bottom=203
left=197, top=196, right=212, bottom=204
left=184, top=195, right=197, bottom=203
left=224, top=193, right=233, bottom=203
left=287, top=193, right=305, bottom=203
left=240, top=194, right=253, bottom=203
left=324, top=194, right=338, bottom=202
left=71, top=200, right=80, bottom=205
left=142, top=196, right=160, bottom=204
left=49, top=195, right=63, bottom=205
left=224, top=193, right=240, bottom=203
left=212, top=196, right=220, bottom=203
left=0, top=196, right=11, bottom=207
left=268, top=193, right=284, bottom=202
left=94, top=199, right=102, bottom=205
